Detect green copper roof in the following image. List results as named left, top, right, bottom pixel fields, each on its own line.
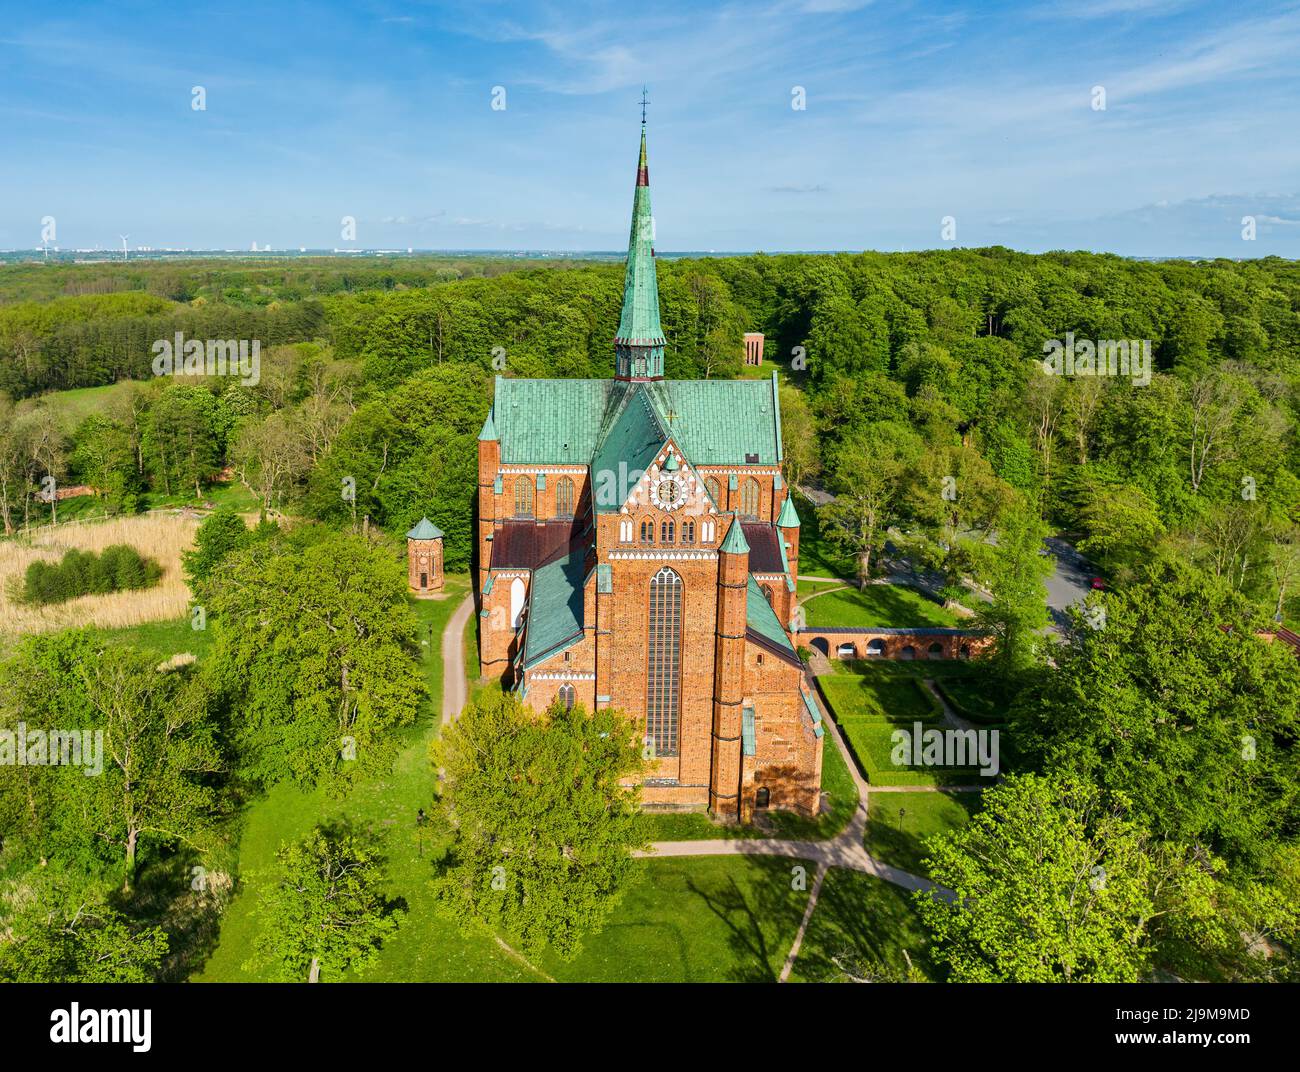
left=776, top=495, right=801, bottom=529
left=490, top=377, right=782, bottom=467
left=522, top=547, right=586, bottom=668
left=746, top=574, right=795, bottom=654
left=719, top=516, right=750, bottom=555
left=615, top=125, right=665, bottom=351
left=478, top=408, right=498, bottom=442
left=591, top=385, right=668, bottom=512
left=493, top=378, right=617, bottom=463
left=406, top=517, right=444, bottom=540
left=802, top=689, right=825, bottom=738
left=643, top=379, right=781, bottom=465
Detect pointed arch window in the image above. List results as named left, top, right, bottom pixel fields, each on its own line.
left=682, top=520, right=695, bottom=545
left=514, top=477, right=534, bottom=518
left=639, top=518, right=655, bottom=545
left=556, top=477, right=575, bottom=518
left=762, top=584, right=775, bottom=606
left=661, top=518, right=674, bottom=544
left=740, top=477, right=760, bottom=519
left=558, top=683, right=575, bottom=711
left=646, top=567, right=683, bottom=758
left=704, top=476, right=721, bottom=506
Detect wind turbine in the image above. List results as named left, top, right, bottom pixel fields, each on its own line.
left=119, top=235, right=130, bottom=261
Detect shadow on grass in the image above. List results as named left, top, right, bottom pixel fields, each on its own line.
left=791, top=869, right=940, bottom=983
left=685, top=871, right=779, bottom=982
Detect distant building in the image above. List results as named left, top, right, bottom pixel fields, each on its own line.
left=743, top=332, right=765, bottom=366
left=464, top=119, right=823, bottom=823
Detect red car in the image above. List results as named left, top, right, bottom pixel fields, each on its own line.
left=1090, top=577, right=1105, bottom=590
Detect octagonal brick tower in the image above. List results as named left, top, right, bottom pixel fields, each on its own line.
left=406, top=517, right=444, bottom=596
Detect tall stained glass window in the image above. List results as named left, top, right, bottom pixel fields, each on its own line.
left=646, top=567, right=683, bottom=757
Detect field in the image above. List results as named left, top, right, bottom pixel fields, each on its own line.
left=0, top=512, right=199, bottom=640
left=797, top=580, right=963, bottom=628
left=863, top=791, right=984, bottom=876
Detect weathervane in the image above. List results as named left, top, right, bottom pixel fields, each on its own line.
left=640, top=86, right=649, bottom=124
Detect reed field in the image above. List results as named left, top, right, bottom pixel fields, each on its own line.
left=0, top=512, right=199, bottom=638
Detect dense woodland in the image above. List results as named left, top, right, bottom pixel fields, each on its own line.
left=0, top=249, right=1297, bottom=982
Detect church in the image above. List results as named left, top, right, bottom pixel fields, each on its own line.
left=469, top=119, right=824, bottom=822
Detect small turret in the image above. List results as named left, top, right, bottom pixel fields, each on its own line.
left=407, top=517, right=445, bottom=596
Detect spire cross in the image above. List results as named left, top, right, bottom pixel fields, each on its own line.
left=640, top=87, right=649, bottom=124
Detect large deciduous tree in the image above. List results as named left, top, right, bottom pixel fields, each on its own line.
left=247, top=821, right=402, bottom=982
left=207, top=529, right=424, bottom=792
left=432, top=692, right=647, bottom=959
left=916, top=774, right=1219, bottom=982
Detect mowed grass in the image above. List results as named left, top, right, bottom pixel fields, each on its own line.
left=863, top=790, right=984, bottom=877
left=797, top=581, right=962, bottom=628
left=817, top=662, right=943, bottom=724
left=0, top=512, right=199, bottom=640
left=932, top=675, right=1008, bottom=725
left=92, top=614, right=216, bottom=662
left=192, top=576, right=542, bottom=982
left=545, top=855, right=815, bottom=983
left=818, top=663, right=985, bottom=787
left=789, top=868, right=939, bottom=982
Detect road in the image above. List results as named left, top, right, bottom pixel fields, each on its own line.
left=1042, top=535, right=1095, bottom=630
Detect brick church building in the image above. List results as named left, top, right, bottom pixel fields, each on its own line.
left=472, top=119, right=823, bottom=822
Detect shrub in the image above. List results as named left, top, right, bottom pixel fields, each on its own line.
left=21, top=544, right=163, bottom=606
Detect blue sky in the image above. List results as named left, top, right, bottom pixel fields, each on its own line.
left=2, top=0, right=1298, bottom=256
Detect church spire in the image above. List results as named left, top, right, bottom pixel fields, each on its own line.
left=614, top=100, right=666, bottom=381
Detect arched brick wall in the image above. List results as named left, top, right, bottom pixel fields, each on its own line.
left=794, top=628, right=989, bottom=661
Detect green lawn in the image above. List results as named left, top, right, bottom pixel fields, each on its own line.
left=642, top=728, right=859, bottom=842
left=797, top=581, right=962, bottom=628
left=864, top=791, right=984, bottom=877
left=817, top=664, right=988, bottom=786
left=39, top=382, right=140, bottom=431
left=545, top=855, right=816, bottom=982
left=92, top=614, right=216, bottom=661
left=789, top=868, right=939, bottom=982
left=817, top=663, right=943, bottom=724
left=932, top=676, right=1009, bottom=725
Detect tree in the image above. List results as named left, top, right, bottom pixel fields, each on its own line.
left=819, top=422, right=921, bottom=586
left=207, top=529, right=424, bottom=792
left=0, top=868, right=168, bottom=983
left=247, top=821, right=402, bottom=982
left=182, top=507, right=252, bottom=597
left=142, top=384, right=220, bottom=498
left=1077, top=481, right=1166, bottom=573
left=1011, top=560, right=1300, bottom=869
left=78, top=647, right=222, bottom=891
left=433, top=691, right=647, bottom=959
left=972, top=503, right=1053, bottom=677
left=916, top=774, right=1219, bottom=982
left=778, top=383, right=819, bottom=489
